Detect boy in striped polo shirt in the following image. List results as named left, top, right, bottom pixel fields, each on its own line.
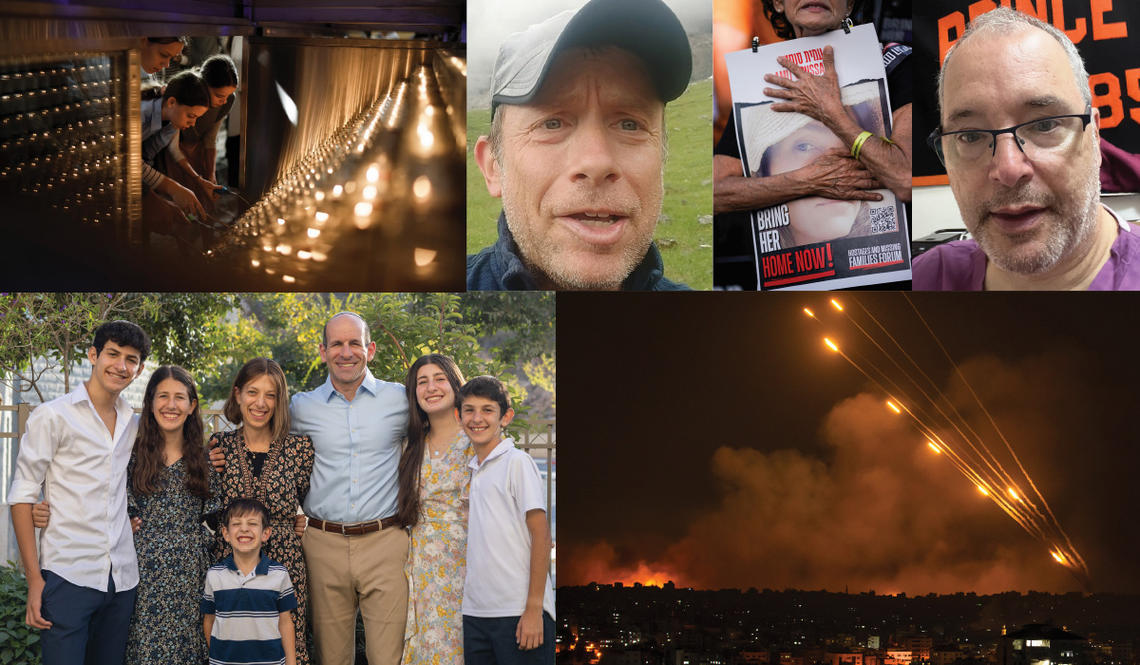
left=202, top=498, right=297, bottom=665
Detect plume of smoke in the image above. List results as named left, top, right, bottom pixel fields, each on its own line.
left=563, top=351, right=1092, bottom=593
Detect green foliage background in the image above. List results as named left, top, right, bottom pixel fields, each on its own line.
left=0, top=292, right=555, bottom=429
left=0, top=293, right=554, bottom=660
left=0, top=564, right=39, bottom=665
left=466, top=79, right=713, bottom=290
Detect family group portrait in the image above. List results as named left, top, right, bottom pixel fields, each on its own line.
left=0, top=292, right=556, bottom=665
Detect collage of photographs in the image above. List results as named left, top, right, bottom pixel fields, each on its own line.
left=0, top=1, right=1139, bottom=665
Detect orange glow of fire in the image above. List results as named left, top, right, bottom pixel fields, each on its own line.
left=607, top=560, right=684, bottom=589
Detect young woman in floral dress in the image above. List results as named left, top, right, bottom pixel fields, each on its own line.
left=396, top=354, right=473, bottom=665
left=33, top=366, right=223, bottom=664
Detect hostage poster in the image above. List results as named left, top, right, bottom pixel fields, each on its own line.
left=726, top=23, right=911, bottom=290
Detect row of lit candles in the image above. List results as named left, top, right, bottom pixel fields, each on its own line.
left=0, top=79, right=115, bottom=105
left=0, top=116, right=114, bottom=153
left=2, top=151, right=121, bottom=182
left=0, top=61, right=111, bottom=81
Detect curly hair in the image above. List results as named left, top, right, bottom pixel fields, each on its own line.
left=760, top=0, right=796, bottom=39
left=92, top=320, right=151, bottom=363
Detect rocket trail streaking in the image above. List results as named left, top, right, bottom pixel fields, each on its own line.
left=901, top=294, right=1089, bottom=575
left=812, top=313, right=1043, bottom=531
left=812, top=303, right=1058, bottom=538
left=836, top=344, right=1048, bottom=544
left=845, top=298, right=1037, bottom=519
left=808, top=299, right=1090, bottom=587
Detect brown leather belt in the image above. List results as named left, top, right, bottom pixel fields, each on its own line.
left=307, top=516, right=400, bottom=536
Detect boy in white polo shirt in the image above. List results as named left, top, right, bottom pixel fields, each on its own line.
left=458, top=376, right=554, bottom=665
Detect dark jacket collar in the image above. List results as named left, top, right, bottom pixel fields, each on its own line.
left=466, top=212, right=689, bottom=291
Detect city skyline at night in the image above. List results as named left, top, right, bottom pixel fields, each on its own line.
left=559, top=293, right=1140, bottom=595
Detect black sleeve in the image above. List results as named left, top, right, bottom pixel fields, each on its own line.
left=887, top=55, right=913, bottom=112
left=715, top=110, right=742, bottom=159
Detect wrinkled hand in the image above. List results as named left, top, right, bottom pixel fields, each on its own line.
left=515, top=608, right=543, bottom=650
left=31, top=501, right=50, bottom=529
left=131, top=517, right=142, bottom=533
left=764, top=45, right=845, bottom=124
left=25, top=577, right=51, bottom=630
left=209, top=445, right=226, bottom=473
left=294, top=514, right=306, bottom=539
left=804, top=150, right=883, bottom=201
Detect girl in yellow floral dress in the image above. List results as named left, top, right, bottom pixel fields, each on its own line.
left=396, top=354, right=472, bottom=665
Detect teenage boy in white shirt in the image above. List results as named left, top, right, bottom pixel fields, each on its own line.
left=7, top=320, right=150, bottom=665
left=458, top=376, right=554, bottom=665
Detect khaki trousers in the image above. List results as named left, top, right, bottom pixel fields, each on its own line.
left=303, top=524, right=409, bottom=665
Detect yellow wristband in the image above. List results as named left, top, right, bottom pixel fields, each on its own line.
left=851, top=131, right=873, bottom=159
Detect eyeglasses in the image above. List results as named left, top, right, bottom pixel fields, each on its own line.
left=927, top=107, right=1093, bottom=167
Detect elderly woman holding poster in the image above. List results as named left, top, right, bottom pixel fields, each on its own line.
left=713, top=0, right=912, bottom=234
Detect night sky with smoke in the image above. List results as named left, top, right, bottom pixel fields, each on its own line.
left=558, top=293, right=1140, bottom=594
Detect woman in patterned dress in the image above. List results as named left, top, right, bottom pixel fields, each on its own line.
left=29, top=366, right=221, bottom=665
left=125, top=365, right=222, bottom=665
left=211, top=358, right=314, bottom=665
left=396, top=354, right=473, bottom=665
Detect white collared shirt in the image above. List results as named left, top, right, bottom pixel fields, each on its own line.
left=7, top=382, right=140, bottom=592
left=463, top=437, right=555, bottom=619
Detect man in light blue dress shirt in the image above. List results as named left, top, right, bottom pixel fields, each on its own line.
left=290, top=312, right=410, bottom=665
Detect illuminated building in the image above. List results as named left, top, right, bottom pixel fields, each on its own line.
left=905, top=636, right=933, bottom=661
left=1001, top=624, right=1088, bottom=665
left=829, top=652, right=866, bottom=665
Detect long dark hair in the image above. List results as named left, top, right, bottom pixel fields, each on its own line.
left=395, top=354, right=466, bottom=528
left=132, top=365, right=211, bottom=498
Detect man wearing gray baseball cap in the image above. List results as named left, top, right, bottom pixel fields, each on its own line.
left=468, top=0, right=694, bottom=291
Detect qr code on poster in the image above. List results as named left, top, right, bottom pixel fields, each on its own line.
left=869, top=206, right=897, bottom=234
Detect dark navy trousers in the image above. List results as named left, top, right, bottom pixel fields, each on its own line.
left=463, top=612, right=555, bottom=665
left=40, top=570, right=136, bottom=665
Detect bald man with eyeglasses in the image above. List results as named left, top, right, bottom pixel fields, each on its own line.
left=915, top=7, right=1140, bottom=291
